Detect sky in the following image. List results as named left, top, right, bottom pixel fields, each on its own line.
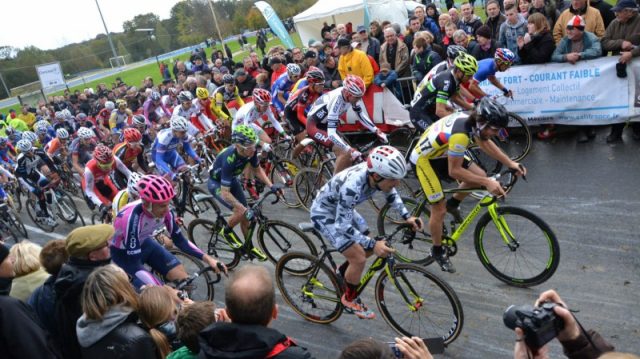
left=0, top=0, right=182, bottom=50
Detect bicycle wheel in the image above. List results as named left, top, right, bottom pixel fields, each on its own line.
left=377, top=198, right=433, bottom=265
left=499, top=113, right=532, bottom=162
left=269, top=160, right=301, bottom=208
left=25, top=199, right=56, bottom=232
left=6, top=208, right=28, bottom=239
left=187, top=218, right=240, bottom=270
left=375, top=264, right=464, bottom=345
left=294, top=168, right=330, bottom=212
left=169, top=249, right=215, bottom=301
left=368, top=179, right=415, bottom=217
left=474, top=206, right=560, bottom=287
left=55, top=191, right=79, bottom=224
left=275, top=251, right=343, bottom=324
left=257, top=220, right=317, bottom=265
left=187, top=187, right=219, bottom=218
left=0, top=216, right=21, bottom=243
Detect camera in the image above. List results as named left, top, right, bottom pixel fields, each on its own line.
left=388, top=337, right=445, bottom=358
left=503, top=302, right=564, bottom=350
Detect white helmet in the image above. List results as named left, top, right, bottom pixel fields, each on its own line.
left=34, top=120, right=50, bottom=135
left=170, top=116, right=190, bottom=132
left=367, top=146, right=407, bottom=180
left=54, top=111, right=64, bottom=120
left=61, top=109, right=72, bottom=119
left=104, top=101, right=115, bottom=111
left=77, top=127, right=95, bottom=140
left=56, top=128, right=70, bottom=139
left=21, top=131, right=38, bottom=143
left=127, top=172, right=143, bottom=197
left=16, top=139, right=33, bottom=153
left=286, top=63, right=301, bottom=78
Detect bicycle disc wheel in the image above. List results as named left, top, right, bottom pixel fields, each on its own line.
left=170, top=250, right=215, bottom=301
left=275, top=251, right=343, bottom=324
left=294, top=168, right=326, bottom=212
left=257, top=220, right=317, bottom=266
left=375, top=264, right=464, bottom=345
left=269, top=160, right=301, bottom=208
left=56, top=191, right=79, bottom=224
left=474, top=206, right=560, bottom=287
left=187, top=218, right=240, bottom=270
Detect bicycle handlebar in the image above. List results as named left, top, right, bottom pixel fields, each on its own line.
left=249, top=183, right=284, bottom=209
left=173, top=265, right=222, bottom=300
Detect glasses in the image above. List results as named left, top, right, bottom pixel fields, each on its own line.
left=292, top=51, right=302, bottom=55
left=128, top=141, right=141, bottom=146
left=97, top=161, right=113, bottom=170
left=238, top=144, right=256, bottom=152
left=566, top=25, right=584, bottom=31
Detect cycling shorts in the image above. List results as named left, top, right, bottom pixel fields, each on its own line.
left=410, top=110, right=439, bottom=133
left=207, top=178, right=247, bottom=210
left=413, top=156, right=471, bottom=204
left=110, top=238, right=181, bottom=290
left=283, top=108, right=306, bottom=136
left=310, top=209, right=369, bottom=253
left=306, top=119, right=333, bottom=148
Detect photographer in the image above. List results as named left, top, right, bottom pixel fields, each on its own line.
left=340, top=337, right=433, bottom=359
left=511, top=290, right=614, bottom=359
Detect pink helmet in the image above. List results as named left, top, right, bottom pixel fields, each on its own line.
left=136, top=175, right=175, bottom=203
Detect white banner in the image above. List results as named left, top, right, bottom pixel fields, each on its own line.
left=36, top=62, right=65, bottom=89
left=478, top=57, right=640, bottom=125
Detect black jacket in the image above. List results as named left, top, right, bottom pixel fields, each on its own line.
left=237, top=77, right=257, bottom=98
left=519, top=31, right=556, bottom=64
left=485, top=14, right=506, bottom=41
left=589, top=0, right=615, bottom=28
left=198, top=323, right=314, bottom=359
left=320, top=63, right=342, bottom=89
left=28, top=274, right=58, bottom=335
left=469, top=39, right=498, bottom=61
left=411, top=47, right=443, bottom=83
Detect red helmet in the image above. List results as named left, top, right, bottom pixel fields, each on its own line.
left=136, top=175, right=175, bottom=203
left=93, top=144, right=113, bottom=164
left=252, top=88, right=272, bottom=106
left=342, top=74, right=366, bottom=97
left=306, top=66, right=325, bottom=84
left=123, top=127, right=142, bottom=143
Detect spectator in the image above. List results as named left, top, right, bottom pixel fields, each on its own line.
left=353, top=42, right=380, bottom=75
left=138, top=286, right=183, bottom=358
left=380, top=27, right=411, bottom=77
left=601, top=0, right=640, bottom=142
left=370, top=21, right=385, bottom=44
left=269, top=56, right=287, bottom=87
left=498, top=3, right=528, bottom=63
left=320, top=55, right=342, bottom=89
left=591, top=0, right=616, bottom=27
left=28, top=239, right=68, bottom=335
left=321, top=21, right=333, bottom=39
left=520, top=0, right=532, bottom=18
left=340, top=337, right=433, bottom=359
left=224, top=43, right=233, bottom=62
left=0, top=243, right=60, bottom=358
left=486, top=0, right=507, bottom=41
left=530, top=0, right=561, bottom=30
left=235, top=69, right=257, bottom=98
left=449, top=7, right=463, bottom=27
left=9, top=241, right=49, bottom=302
left=169, top=301, right=220, bottom=359
left=76, top=264, right=157, bottom=358
left=54, top=224, right=113, bottom=359
left=426, top=3, right=440, bottom=24
left=405, top=16, right=423, bottom=52
left=442, top=21, right=458, bottom=47
left=198, top=264, right=314, bottom=358
left=191, top=56, right=209, bottom=74
left=417, top=30, right=446, bottom=59
left=453, top=29, right=475, bottom=51
left=337, top=37, right=375, bottom=86
left=256, top=32, right=267, bottom=56
left=445, top=0, right=455, bottom=10
left=291, top=47, right=304, bottom=65
left=438, top=13, right=452, bottom=36
left=336, top=23, right=348, bottom=39
left=414, top=5, right=441, bottom=38
left=375, top=63, right=401, bottom=99
left=553, top=0, right=606, bottom=43
left=470, top=25, right=499, bottom=60
left=17, top=104, right=36, bottom=129
left=303, top=50, right=318, bottom=72
left=357, top=25, right=381, bottom=63
left=518, top=13, right=557, bottom=64
left=255, top=72, right=270, bottom=90
left=460, top=2, right=484, bottom=36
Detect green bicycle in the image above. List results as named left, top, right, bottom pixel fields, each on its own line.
left=377, top=171, right=560, bottom=287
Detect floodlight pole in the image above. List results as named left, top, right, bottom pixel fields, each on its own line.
left=95, top=0, right=118, bottom=58
left=207, top=0, right=226, bottom=56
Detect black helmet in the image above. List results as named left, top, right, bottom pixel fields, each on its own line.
left=476, top=97, right=509, bottom=128
left=223, top=74, right=235, bottom=84
left=446, top=45, right=467, bottom=61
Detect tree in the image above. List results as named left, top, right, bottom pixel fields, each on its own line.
left=116, top=40, right=130, bottom=63
left=123, top=13, right=160, bottom=33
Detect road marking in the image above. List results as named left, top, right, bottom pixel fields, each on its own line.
left=24, top=225, right=66, bottom=240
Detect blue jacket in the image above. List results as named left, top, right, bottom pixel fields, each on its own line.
left=551, top=31, right=602, bottom=63
left=374, top=70, right=401, bottom=99
left=498, top=15, right=527, bottom=63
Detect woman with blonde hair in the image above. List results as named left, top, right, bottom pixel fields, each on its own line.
left=138, top=286, right=183, bottom=358
left=9, top=241, right=49, bottom=301
left=76, top=264, right=157, bottom=359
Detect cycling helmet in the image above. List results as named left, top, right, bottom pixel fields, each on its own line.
left=342, top=74, right=366, bottom=97
left=168, top=88, right=178, bottom=96
left=61, top=109, right=72, bottom=118
left=54, top=111, right=65, bottom=120
left=56, top=128, right=69, bottom=139
left=150, top=91, right=161, bottom=101
left=453, top=53, right=478, bottom=76
left=116, top=99, right=127, bottom=108
left=222, top=74, right=235, bottom=84
left=34, top=120, right=49, bottom=135
left=127, top=172, right=143, bottom=197
left=4, top=126, right=14, bottom=135
left=196, top=87, right=209, bottom=100
left=170, top=116, right=190, bottom=132
left=132, top=115, right=147, bottom=127
left=446, top=45, right=467, bottom=60
left=16, top=139, right=33, bottom=153
left=0, top=137, right=8, bottom=146
left=93, top=144, right=113, bottom=164
left=77, top=127, right=95, bottom=140
left=306, top=66, right=325, bottom=84
left=104, top=101, right=115, bottom=111
left=494, top=48, right=516, bottom=65
left=286, top=63, right=301, bottom=78
left=76, top=112, right=87, bottom=121
left=367, top=146, right=408, bottom=179
left=22, top=131, right=37, bottom=143
left=252, top=88, right=272, bottom=106
left=178, top=91, right=193, bottom=102
left=231, top=124, right=258, bottom=146
left=476, top=97, right=509, bottom=128
left=123, top=127, right=142, bottom=143
left=136, top=175, right=175, bottom=203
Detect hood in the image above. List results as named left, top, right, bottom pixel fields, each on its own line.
left=54, top=258, right=110, bottom=298
left=506, top=14, right=527, bottom=28
left=198, top=323, right=286, bottom=359
left=76, top=305, right=134, bottom=348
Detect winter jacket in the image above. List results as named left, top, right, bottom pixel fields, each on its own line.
left=485, top=14, right=507, bottom=41
left=498, top=15, right=528, bottom=63
left=76, top=306, right=158, bottom=359
left=469, top=39, right=498, bottom=61
left=421, top=17, right=442, bottom=39
left=237, top=76, right=257, bottom=98
left=529, top=4, right=561, bottom=30
left=411, top=47, right=443, bottom=82
left=198, top=322, right=314, bottom=359
left=167, top=346, right=198, bottom=359
left=380, top=40, right=411, bottom=77
left=551, top=31, right=602, bottom=62
left=338, top=49, right=375, bottom=86
left=601, top=13, right=640, bottom=57
left=28, top=274, right=59, bottom=335
left=519, top=31, right=556, bottom=64
left=553, top=4, right=606, bottom=44
left=362, top=36, right=381, bottom=63
left=375, top=70, right=402, bottom=99
left=320, top=63, right=342, bottom=89
left=589, top=0, right=615, bottom=28
left=460, top=15, right=484, bottom=36
left=10, top=267, right=49, bottom=302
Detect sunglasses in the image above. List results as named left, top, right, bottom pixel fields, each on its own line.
left=238, top=144, right=256, bottom=152
left=97, top=161, right=113, bottom=170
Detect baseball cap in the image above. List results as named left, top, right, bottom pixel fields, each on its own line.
left=269, top=56, right=283, bottom=66
left=611, top=0, right=638, bottom=11
left=337, top=38, right=351, bottom=48
left=304, top=50, right=317, bottom=59
left=357, top=25, right=367, bottom=33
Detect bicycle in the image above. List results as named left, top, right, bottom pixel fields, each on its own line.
left=0, top=201, right=28, bottom=243
left=377, top=170, right=560, bottom=287
left=253, top=138, right=301, bottom=208
left=187, top=184, right=317, bottom=270
left=25, top=178, right=85, bottom=232
left=91, top=204, right=113, bottom=224
left=173, top=164, right=220, bottom=220
left=275, top=223, right=464, bottom=344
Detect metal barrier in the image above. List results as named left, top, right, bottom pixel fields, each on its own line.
left=395, top=76, right=417, bottom=107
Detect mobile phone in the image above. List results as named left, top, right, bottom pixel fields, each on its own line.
left=388, top=337, right=446, bottom=358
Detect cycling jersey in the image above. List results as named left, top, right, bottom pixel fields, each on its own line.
left=113, top=142, right=149, bottom=172
left=284, top=85, right=321, bottom=135
left=414, top=60, right=449, bottom=101
left=109, top=109, right=133, bottom=131
left=44, top=138, right=67, bottom=158
left=151, top=128, right=198, bottom=179
left=472, top=58, right=498, bottom=83
left=409, top=69, right=460, bottom=131
left=161, top=94, right=178, bottom=109
left=290, top=78, right=309, bottom=94
left=190, top=98, right=216, bottom=132
left=271, top=72, right=297, bottom=112
left=83, top=157, right=131, bottom=208
left=310, top=162, right=410, bottom=252
left=232, top=101, right=284, bottom=135
left=208, top=145, right=259, bottom=209
left=172, top=104, right=203, bottom=136
left=212, top=86, right=244, bottom=122
left=143, top=98, right=171, bottom=123
left=15, top=149, right=55, bottom=184
left=96, top=108, right=112, bottom=127
left=0, top=144, right=15, bottom=166
left=69, top=138, right=97, bottom=169
left=306, top=87, right=377, bottom=150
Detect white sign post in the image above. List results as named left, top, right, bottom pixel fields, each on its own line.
left=35, top=62, right=66, bottom=89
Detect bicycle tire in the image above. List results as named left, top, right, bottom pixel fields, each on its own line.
left=11, top=185, right=23, bottom=213
left=0, top=217, right=21, bottom=243
left=294, top=168, right=326, bottom=212
left=187, top=218, right=240, bottom=270
left=187, top=187, right=219, bottom=218
left=275, top=251, right=343, bottom=324
left=25, top=199, right=56, bottom=232
left=169, top=249, right=215, bottom=301
left=377, top=197, right=433, bottom=265
left=7, top=209, right=28, bottom=239
left=501, top=113, right=532, bottom=162
left=56, top=191, right=79, bottom=224
left=375, top=264, right=464, bottom=344
left=269, top=160, right=301, bottom=208
left=474, top=206, right=560, bottom=287
left=257, top=220, right=318, bottom=266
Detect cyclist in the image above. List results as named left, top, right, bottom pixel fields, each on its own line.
left=83, top=144, right=131, bottom=212
left=151, top=116, right=201, bottom=181
left=143, top=91, right=172, bottom=126
left=45, top=128, right=70, bottom=159
left=208, top=125, right=277, bottom=260
left=467, top=48, right=516, bottom=99
left=283, top=66, right=325, bottom=160
left=113, top=128, right=150, bottom=186
left=211, top=74, right=244, bottom=128
left=96, top=101, right=114, bottom=140
left=409, top=52, right=478, bottom=132
left=110, top=174, right=226, bottom=289
left=70, top=127, right=97, bottom=177
left=0, top=137, right=16, bottom=167
left=130, top=114, right=154, bottom=147
left=33, top=121, right=53, bottom=148
left=172, top=91, right=201, bottom=136
left=232, top=88, right=290, bottom=150
left=271, top=63, right=302, bottom=117
left=310, top=145, right=421, bottom=319
left=21, top=131, right=41, bottom=150
left=161, top=87, right=179, bottom=109
left=109, top=99, right=133, bottom=134
left=409, top=97, right=526, bottom=273
left=191, top=88, right=217, bottom=133
left=111, top=171, right=143, bottom=215
left=15, top=139, right=57, bottom=226
left=306, top=74, right=388, bottom=174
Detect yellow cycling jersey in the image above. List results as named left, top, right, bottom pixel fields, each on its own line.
left=411, top=112, right=474, bottom=163
left=211, top=86, right=244, bottom=121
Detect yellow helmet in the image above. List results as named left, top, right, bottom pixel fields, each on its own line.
left=453, top=53, right=478, bottom=76
left=196, top=87, right=209, bottom=100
